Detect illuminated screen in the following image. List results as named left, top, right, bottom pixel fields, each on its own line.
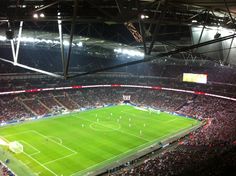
left=183, top=73, right=207, bottom=84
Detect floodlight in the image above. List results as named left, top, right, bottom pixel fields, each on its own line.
left=33, top=13, right=38, bottom=19
left=63, top=40, right=70, bottom=46
left=140, top=14, right=149, bottom=19
left=0, top=35, right=6, bottom=41
left=39, top=13, right=45, bottom=18
left=77, top=42, right=83, bottom=47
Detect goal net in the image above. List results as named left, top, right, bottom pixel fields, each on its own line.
left=9, top=141, right=23, bottom=154
left=123, top=95, right=131, bottom=102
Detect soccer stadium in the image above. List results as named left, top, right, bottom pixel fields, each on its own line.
left=0, top=0, right=236, bottom=176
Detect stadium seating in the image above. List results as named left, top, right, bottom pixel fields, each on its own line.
left=112, top=93, right=236, bottom=176
left=0, top=85, right=235, bottom=176
left=22, top=99, right=49, bottom=116
left=0, top=96, right=32, bottom=123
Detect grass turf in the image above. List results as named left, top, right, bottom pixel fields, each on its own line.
left=0, top=105, right=200, bottom=176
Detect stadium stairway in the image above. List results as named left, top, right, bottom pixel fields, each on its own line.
left=175, top=101, right=189, bottom=111
left=175, top=95, right=198, bottom=112
left=16, top=98, right=37, bottom=116
left=53, top=96, right=68, bottom=110
left=37, top=99, right=51, bottom=112
left=65, top=92, right=79, bottom=108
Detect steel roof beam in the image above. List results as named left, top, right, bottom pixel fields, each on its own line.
left=147, top=0, right=168, bottom=55
left=33, top=0, right=61, bottom=13
left=68, top=33, right=236, bottom=79
left=64, top=0, right=78, bottom=79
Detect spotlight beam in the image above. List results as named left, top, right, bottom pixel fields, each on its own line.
left=58, top=20, right=65, bottom=76
left=15, top=21, right=23, bottom=63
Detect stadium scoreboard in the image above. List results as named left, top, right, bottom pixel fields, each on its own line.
left=183, top=73, right=207, bottom=84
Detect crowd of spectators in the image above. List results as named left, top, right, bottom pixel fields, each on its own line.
left=55, top=95, right=79, bottom=110
left=0, top=96, right=32, bottom=123
left=177, top=96, right=236, bottom=146
left=0, top=87, right=235, bottom=175
left=22, top=99, right=49, bottom=116
left=112, top=93, right=236, bottom=176
left=0, top=88, right=124, bottom=119
left=131, top=89, right=194, bottom=112
left=39, top=93, right=61, bottom=109
left=0, top=162, right=14, bottom=176
left=115, top=144, right=236, bottom=176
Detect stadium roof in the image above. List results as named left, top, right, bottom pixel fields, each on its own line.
left=0, top=0, right=235, bottom=24
left=0, top=0, right=235, bottom=78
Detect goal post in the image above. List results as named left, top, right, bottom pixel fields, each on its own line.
left=123, top=95, right=131, bottom=103
left=9, top=141, right=23, bottom=154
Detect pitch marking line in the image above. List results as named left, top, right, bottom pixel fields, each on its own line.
left=74, top=115, right=149, bottom=142
left=23, top=151, right=58, bottom=176
left=2, top=130, right=34, bottom=137
left=0, top=136, right=57, bottom=176
left=30, top=151, right=41, bottom=156
left=19, top=140, right=41, bottom=156
left=70, top=134, right=164, bottom=176
left=31, top=130, right=77, bottom=154
left=30, top=130, right=77, bottom=175
left=31, top=130, right=78, bottom=166
left=18, top=160, right=29, bottom=167
left=43, top=152, right=77, bottom=165
left=71, top=123, right=198, bottom=176
left=3, top=130, right=77, bottom=175
left=47, top=136, right=63, bottom=144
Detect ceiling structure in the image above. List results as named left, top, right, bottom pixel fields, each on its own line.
left=0, top=0, right=235, bottom=24
left=0, top=0, right=235, bottom=78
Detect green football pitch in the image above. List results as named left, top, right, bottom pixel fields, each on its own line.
left=0, top=105, right=200, bottom=176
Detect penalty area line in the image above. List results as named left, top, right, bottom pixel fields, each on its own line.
left=47, top=136, right=63, bottom=144
left=23, top=151, right=58, bottom=176
left=31, top=130, right=77, bottom=154
left=0, top=137, right=57, bottom=175
left=43, top=152, right=77, bottom=165
left=19, top=140, right=41, bottom=156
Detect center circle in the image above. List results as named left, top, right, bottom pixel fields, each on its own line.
left=90, top=121, right=121, bottom=131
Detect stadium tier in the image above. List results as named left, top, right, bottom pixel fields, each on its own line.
left=0, top=84, right=235, bottom=176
